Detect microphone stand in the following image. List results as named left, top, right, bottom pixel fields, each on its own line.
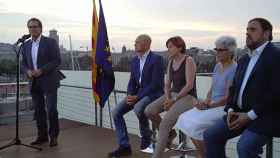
left=0, top=40, right=42, bottom=151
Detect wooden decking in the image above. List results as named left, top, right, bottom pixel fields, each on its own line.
left=0, top=119, right=187, bottom=158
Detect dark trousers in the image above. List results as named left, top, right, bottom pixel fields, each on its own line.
left=203, top=118, right=270, bottom=158
left=31, top=80, right=59, bottom=139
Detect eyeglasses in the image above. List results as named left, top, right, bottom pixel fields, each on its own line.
left=214, top=48, right=228, bottom=52
left=28, top=25, right=40, bottom=29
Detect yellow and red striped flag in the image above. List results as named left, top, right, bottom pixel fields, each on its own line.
left=92, top=0, right=99, bottom=103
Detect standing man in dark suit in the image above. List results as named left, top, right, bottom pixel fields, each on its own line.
left=21, top=18, right=62, bottom=147
left=203, top=17, right=280, bottom=158
left=108, top=34, right=165, bottom=157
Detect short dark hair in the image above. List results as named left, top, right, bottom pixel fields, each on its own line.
left=27, top=17, right=42, bottom=28
left=249, top=17, right=273, bottom=41
left=166, top=36, right=186, bottom=54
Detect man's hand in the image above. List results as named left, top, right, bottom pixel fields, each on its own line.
left=32, top=69, right=43, bottom=78
left=126, top=95, right=138, bottom=106
left=163, top=99, right=174, bottom=111
left=227, top=111, right=238, bottom=128
left=27, top=70, right=33, bottom=79
left=228, top=112, right=251, bottom=131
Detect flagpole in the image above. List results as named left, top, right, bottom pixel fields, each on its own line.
left=92, top=0, right=99, bottom=127
left=100, top=106, right=103, bottom=128
left=95, top=101, right=98, bottom=126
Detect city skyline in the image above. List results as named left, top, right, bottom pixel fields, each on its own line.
left=0, top=0, right=279, bottom=52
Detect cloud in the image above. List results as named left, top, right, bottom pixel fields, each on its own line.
left=165, top=29, right=220, bottom=38
left=0, top=12, right=87, bottom=40
left=0, top=0, right=279, bottom=51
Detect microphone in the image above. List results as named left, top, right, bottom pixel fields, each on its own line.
left=14, top=34, right=31, bottom=45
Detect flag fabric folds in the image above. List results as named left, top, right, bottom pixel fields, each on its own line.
left=92, top=0, right=115, bottom=107
left=92, top=0, right=99, bottom=104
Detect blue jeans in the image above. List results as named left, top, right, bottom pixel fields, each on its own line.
left=112, top=96, right=152, bottom=147
left=203, top=118, right=271, bottom=158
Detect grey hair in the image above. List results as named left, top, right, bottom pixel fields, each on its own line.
left=215, top=36, right=237, bottom=55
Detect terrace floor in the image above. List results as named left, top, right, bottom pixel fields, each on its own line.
left=0, top=119, right=192, bottom=158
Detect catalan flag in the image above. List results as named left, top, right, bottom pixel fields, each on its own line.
left=92, top=0, right=99, bottom=103
left=92, top=0, right=115, bottom=107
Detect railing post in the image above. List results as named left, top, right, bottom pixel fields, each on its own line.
left=107, top=99, right=113, bottom=129
left=179, top=130, right=187, bottom=158
left=113, top=90, right=117, bottom=106
left=95, top=102, right=98, bottom=126
left=266, top=138, right=273, bottom=158
left=151, top=122, right=157, bottom=151
left=5, top=87, right=8, bottom=101
left=100, top=106, right=103, bottom=128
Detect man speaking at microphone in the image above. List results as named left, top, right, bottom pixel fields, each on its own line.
left=21, top=18, right=62, bottom=147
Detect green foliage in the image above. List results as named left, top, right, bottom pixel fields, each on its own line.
left=0, top=59, right=17, bottom=75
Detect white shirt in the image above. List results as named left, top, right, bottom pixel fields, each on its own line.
left=137, top=50, right=150, bottom=83
left=229, top=41, right=268, bottom=120
left=31, top=35, right=41, bottom=70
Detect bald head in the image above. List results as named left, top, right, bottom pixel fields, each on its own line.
left=135, top=34, right=152, bottom=54
left=136, top=34, right=152, bottom=45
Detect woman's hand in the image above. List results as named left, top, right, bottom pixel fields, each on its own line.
left=163, top=99, right=175, bottom=111
left=194, top=99, right=210, bottom=110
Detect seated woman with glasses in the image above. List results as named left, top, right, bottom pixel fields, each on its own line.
left=175, top=36, right=238, bottom=158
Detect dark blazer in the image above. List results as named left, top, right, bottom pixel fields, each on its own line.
left=127, top=51, right=164, bottom=101
left=21, top=35, right=62, bottom=93
left=225, top=42, right=280, bottom=137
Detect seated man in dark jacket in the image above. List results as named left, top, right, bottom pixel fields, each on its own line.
left=204, top=17, right=280, bottom=158
left=108, top=34, right=165, bottom=157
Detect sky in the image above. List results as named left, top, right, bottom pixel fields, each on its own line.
left=0, top=0, right=279, bottom=52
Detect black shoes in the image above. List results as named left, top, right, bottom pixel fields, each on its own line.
left=140, top=139, right=151, bottom=150
left=108, top=146, right=132, bottom=157
left=167, top=129, right=177, bottom=148
left=49, top=137, right=58, bottom=147
left=30, top=137, right=49, bottom=145
left=30, top=137, right=58, bottom=147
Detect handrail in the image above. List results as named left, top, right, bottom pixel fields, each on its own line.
left=59, top=73, right=213, bottom=91
left=0, top=79, right=274, bottom=158
left=60, top=84, right=127, bottom=94
left=0, top=82, right=28, bottom=86
left=0, top=73, right=213, bottom=88
left=60, top=84, right=92, bottom=90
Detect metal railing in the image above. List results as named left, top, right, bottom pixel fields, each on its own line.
left=58, top=84, right=128, bottom=128
left=57, top=81, right=276, bottom=158
left=0, top=75, right=277, bottom=158
left=0, top=82, right=33, bottom=125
